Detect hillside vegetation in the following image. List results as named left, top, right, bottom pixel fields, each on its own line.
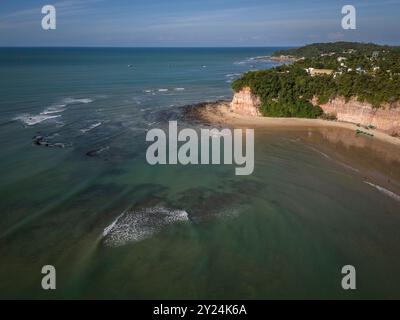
left=272, top=42, right=394, bottom=58
left=232, top=42, right=400, bottom=118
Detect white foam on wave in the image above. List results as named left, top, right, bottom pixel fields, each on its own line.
left=15, top=102, right=67, bottom=126
left=158, top=89, right=169, bottom=92
left=14, top=98, right=92, bottom=126
left=174, top=87, right=185, bottom=91
left=97, top=146, right=110, bottom=154
left=307, top=145, right=364, bottom=175
left=234, top=58, right=254, bottom=65
left=364, top=181, right=400, bottom=202
left=102, top=207, right=189, bottom=247
left=225, top=73, right=241, bottom=78
left=338, top=161, right=359, bottom=173
left=14, top=114, right=61, bottom=126
left=308, top=146, right=331, bottom=160
left=40, top=104, right=66, bottom=115
left=80, top=122, right=102, bottom=133
left=234, top=56, right=274, bottom=66
left=63, top=98, right=93, bottom=104
left=103, top=213, right=124, bottom=237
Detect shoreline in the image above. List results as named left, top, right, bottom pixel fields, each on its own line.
left=184, top=101, right=400, bottom=148
left=184, top=100, right=400, bottom=197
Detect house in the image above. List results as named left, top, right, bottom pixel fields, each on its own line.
left=305, top=68, right=313, bottom=74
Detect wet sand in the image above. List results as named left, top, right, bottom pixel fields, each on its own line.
left=186, top=101, right=400, bottom=148
left=184, top=101, right=400, bottom=197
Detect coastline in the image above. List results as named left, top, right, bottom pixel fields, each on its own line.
left=184, top=100, right=400, bottom=197
left=185, top=101, right=400, bottom=148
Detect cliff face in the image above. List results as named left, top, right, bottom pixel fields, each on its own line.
left=231, top=88, right=400, bottom=135
left=312, top=97, right=400, bottom=136
left=230, top=87, right=261, bottom=117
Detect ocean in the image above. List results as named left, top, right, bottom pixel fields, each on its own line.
left=0, top=47, right=399, bottom=299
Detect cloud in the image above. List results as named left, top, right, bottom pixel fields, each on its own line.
left=0, top=0, right=103, bottom=21
left=0, top=0, right=399, bottom=46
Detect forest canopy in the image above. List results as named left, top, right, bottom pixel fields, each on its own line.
left=232, top=42, right=400, bottom=118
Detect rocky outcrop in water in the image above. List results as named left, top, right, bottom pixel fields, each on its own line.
left=32, top=133, right=69, bottom=148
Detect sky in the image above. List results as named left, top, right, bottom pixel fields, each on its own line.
left=0, top=0, right=399, bottom=47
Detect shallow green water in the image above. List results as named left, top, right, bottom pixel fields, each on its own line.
left=0, top=48, right=399, bottom=299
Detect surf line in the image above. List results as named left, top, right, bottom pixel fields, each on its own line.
left=146, top=121, right=254, bottom=175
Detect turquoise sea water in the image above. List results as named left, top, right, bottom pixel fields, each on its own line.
left=0, top=48, right=399, bottom=299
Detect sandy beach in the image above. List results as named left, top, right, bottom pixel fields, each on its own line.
left=186, top=101, right=400, bottom=148
left=185, top=100, right=400, bottom=196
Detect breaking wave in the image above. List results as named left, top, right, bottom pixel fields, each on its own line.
left=14, top=97, right=93, bottom=126
left=40, top=104, right=66, bottom=115
left=62, top=97, right=93, bottom=104
left=102, top=207, right=189, bottom=247
left=14, top=114, right=61, bottom=126
left=364, top=181, right=400, bottom=202
left=308, top=146, right=331, bottom=160
left=80, top=122, right=102, bottom=133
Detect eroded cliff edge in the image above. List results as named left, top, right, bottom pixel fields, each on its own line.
left=230, top=87, right=261, bottom=117
left=231, top=87, right=400, bottom=136
left=312, top=97, right=400, bottom=136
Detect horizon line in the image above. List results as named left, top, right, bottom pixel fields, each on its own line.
left=1, top=41, right=399, bottom=49
left=0, top=45, right=297, bottom=49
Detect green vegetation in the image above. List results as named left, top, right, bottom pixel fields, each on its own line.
left=272, top=42, right=392, bottom=58
left=232, top=42, right=400, bottom=118
left=232, top=66, right=323, bottom=118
